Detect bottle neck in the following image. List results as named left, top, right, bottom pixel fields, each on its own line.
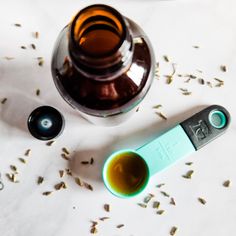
left=68, top=4, right=133, bottom=81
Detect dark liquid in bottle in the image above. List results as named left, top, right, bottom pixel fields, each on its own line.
left=52, top=30, right=151, bottom=114
left=51, top=5, right=154, bottom=123
left=78, top=27, right=121, bottom=57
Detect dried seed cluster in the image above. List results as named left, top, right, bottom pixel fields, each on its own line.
left=152, top=103, right=168, bottom=120
left=6, top=148, right=33, bottom=184
left=74, top=177, right=93, bottom=191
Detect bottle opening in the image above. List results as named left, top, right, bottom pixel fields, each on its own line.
left=71, top=5, right=126, bottom=57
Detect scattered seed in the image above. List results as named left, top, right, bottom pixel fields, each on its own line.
left=223, top=180, right=230, bottom=187
left=156, top=210, right=165, bottom=215
left=156, top=112, right=167, bottom=121
left=189, top=75, right=197, bottom=79
left=34, top=31, right=39, bottom=39
left=183, top=73, right=193, bottom=78
left=38, top=59, right=44, bottom=66
left=90, top=157, right=94, bottom=165
left=12, top=174, right=16, bottom=182
left=36, top=89, right=40, bottom=96
left=156, top=183, right=165, bottom=188
left=138, top=203, right=147, bottom=208
left=84, top=182, right=93, bottom=191
left=37, top=176, right=44, bottom=185
left=160, top=191, right=170, bottom=197
left=182, top=170, right=194, bottom=179
left=36, top=57, right=43, bottom=60
left=215, top=82, right=224, bottom=87
left=81, top=161, right=89, bottom=165
left=90, top=227, right=98, bottom=234
left=42, top=191, right=52, bottom=196
left=6, top=173, right=15, bottom=182
left=179, top=88, right=188, bottom=92
left=1, top=98, right=7, bottom=104
left=163, top=55, right=169, bottom=62
left=61, top=153, right=70, bottom=161
left=198, top=197, right=206, bottom=205
left=166, top=63, right=177, bottom=84
left=177, top=74, right=183, bottom=77
left=59, top=170, right=64, bottom=178
left=183, top=73, right=192, bottom=77
left=14, top=23, right=21, bottom=27
left=104, top=204, right=110, bottom=212
left=31, top=44, right=36, bottom=50
left=166, top=75, right=173, bottom=84
left=54, top=181, right=66, bottom=190
left=144, top=195, right=152, bottom=204
left=46, top=140, right=55, bottom=146
left=214, top=78, right=224, bottom=87
left=54, top=182, right=62, bottom=190
left=170, top=197, right=176, bottom=205
left=214, top=78, right=224, bottom=83
left=24, top=149, right=31, bottom=156
left=99, top=217, right=110, bottom=221
left=153, top=104, right=162, bottom=109
left=3, top=57, right=15, bottom=60
left=136, top=107, right=140, bottom=112
left=170, top=226, right=178, bottom=235
left=62, top=147, right=70, bottom=155
left=144, top=193, right=154, bottom=203
left=91, top=221, right=98, bottom=227
left=184, top=78, right=191, bottom=83
left=18, top=157, right=26, bottom=164
left=75, top=177, right=83, bottom=187
left=185, top=162, right=193, bottom=166
left=220, top=65, right=227, bottom=72
left=21, top=46, right=27, bottom=49
left=155, top=62, right=160, bottom=79
left=182, top=91, right=192, bottom=96
left=10, top=165, right=17, bottom=173
left=117, top=224, right=124, bottom=229
left=207, top=81, right=213, bottom=88
left=193, top=45, right=199, bottom=49
left=65, top=168, right=72, bottom=176
left=153, top=201, right=160, bottom=209
left=198, top=78, right=205, bottom=85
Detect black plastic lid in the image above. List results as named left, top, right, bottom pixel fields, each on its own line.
left=27, top=106, right=65, bottom=140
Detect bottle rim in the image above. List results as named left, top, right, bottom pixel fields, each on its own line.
left=70, top=4, right=128, bottom=59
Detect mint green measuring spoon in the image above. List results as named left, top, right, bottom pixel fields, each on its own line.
left=103, top=105, right=230, bottom=198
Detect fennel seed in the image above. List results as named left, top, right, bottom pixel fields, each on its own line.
left=170, top=226, right=178, bottom=235
left=198, top=197, right=206, bottom=205
left=223, top=180, right=230, bottom=187
left=104, top=204, right=110, bottom=212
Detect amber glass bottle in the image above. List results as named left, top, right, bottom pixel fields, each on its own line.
left=51, top=4, right=155, bottom=125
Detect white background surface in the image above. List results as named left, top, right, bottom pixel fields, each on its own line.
left=0, top=0, right=236, bottom=235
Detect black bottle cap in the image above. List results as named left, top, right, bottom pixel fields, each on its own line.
left=27, top=106, right=65, bottom=140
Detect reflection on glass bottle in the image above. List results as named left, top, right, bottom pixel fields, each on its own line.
left=51, top=4, right=155, bottom=126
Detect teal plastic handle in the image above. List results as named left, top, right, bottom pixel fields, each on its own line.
left=136, top=125, right=195, bottom=176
